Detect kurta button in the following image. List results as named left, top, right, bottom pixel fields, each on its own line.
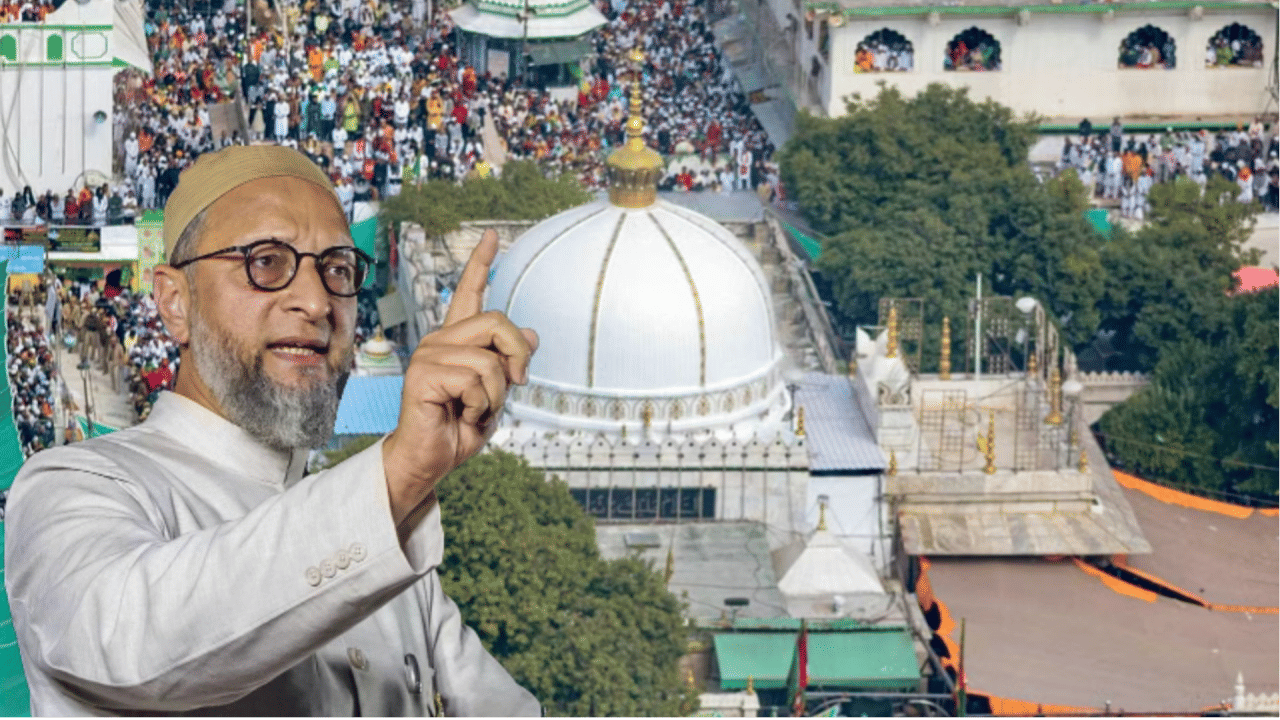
left=320, top=559, right=336, bottom=578
left=336, top=550, right=351, bottom=569
left=305, top=567, right=322, bottom=586
left=348, top=647, right=367, bottom=671
left=350, top=543, right=367, bottom=562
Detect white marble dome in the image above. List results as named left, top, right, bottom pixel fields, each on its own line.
left=485, top=197, right=788, bottom=436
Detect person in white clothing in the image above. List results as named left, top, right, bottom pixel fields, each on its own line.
left=4, top=145, right=541, bottom=716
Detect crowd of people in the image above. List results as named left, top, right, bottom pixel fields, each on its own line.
left=1206, top=26, right=1265, bottom=68
left=945, top=30, right=1001, bottom=72
left=854, top=30, right=913, bottom=73
left=0, top=184, right=135, bottom=228
left=1056, top=117, right=1280, bottom=219
left=1118, top=27, right=1176, bottom=69
left=110, top=0, right=777, bottom=209
left=6, top=296, right=57, bottom=457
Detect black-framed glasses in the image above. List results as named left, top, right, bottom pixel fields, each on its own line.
left=172, top=239, right=372, bottom=297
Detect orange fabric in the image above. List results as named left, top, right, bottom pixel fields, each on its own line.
left=1070, top=557, right=1158, bottom=603
left=1112, top=471, right=1255, bottom=519
left=1207, top=602, right=1279, bottom=614
left=1259, top=507, right=1279, bottom=517
left=987, top=695, right=1100, bottom=716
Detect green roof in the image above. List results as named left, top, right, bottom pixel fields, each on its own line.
left=713, top=629, right=921, bottom=691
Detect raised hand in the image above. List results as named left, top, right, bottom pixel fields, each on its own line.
left=381, top=229, right=538, bottom=533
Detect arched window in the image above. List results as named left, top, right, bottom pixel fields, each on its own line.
left=944, top=27, right=1001, bottom=71
left=1118, top=25, right=1176, bottom=69
left=46, top=34, right=62, bottom=62
left=0, top=35, right=15, bottom=63
left=855, top=28, right=913, bottom=73
left=1206, top=23, right=1264, bottom=68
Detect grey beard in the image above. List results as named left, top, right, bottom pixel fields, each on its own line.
left=189, top=308, right=348, bottom=451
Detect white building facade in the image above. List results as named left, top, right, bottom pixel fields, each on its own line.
left=0, top=0, right=148, bottom=196
left=769, top=0, right=1276, bottom=121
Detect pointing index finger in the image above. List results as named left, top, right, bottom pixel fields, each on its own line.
left=444, top=228, right=499, bottom=327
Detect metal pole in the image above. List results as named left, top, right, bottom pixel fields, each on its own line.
left=520, top=0, right=529, bottom=86
left=973, top=273, right=982, bottom=382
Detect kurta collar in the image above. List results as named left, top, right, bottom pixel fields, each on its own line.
left=145, top=391, right=310, bottom=489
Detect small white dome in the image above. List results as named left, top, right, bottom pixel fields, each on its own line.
left=485, top=197, right=787, bottom=435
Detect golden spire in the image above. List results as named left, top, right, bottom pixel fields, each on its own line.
left=1078, top=447, right=1089, bottom=474
left=746, top=675, right=755, bottom=695
left=939, top=316, right=951, bottom=380
left=817, top=498, right=827, bottom=531
left=1045, top=362, right=1064, bottom=426
left=606, top=47, right=664, bottom=208
left=1026, top=348, right=1038, bottom=377
left=983, top=411, right=997, bottom=474
left=795, top=406, right=806, bottom=436
left=885, top=303, right=899, bottom=359
left=887, top=449, right=898, bottom=476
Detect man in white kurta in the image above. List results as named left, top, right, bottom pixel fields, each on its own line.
left=4, top=145, right=541, bottom=716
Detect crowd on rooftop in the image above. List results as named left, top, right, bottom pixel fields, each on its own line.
left=1056, top=117, right=1280, bottom=219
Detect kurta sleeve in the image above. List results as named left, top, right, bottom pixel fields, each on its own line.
left=4, top=438, right=436, bottom=713
left=425, top=571, right=542, bottom=717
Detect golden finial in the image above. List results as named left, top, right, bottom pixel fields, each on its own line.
left=746, top=675, right=755, bottom=694
left=687, top=669, right=696, bottom=689
left=983, top=411, right=997, bottom=474
left=1078, top=447, right=1089, bottom=474
left=885, top=303, right=899, bottom=359
left=795, top=406, right=805, bottom=436
left=1027, top=349, right=1038, bottom=377
left=1045, top=362, right=1064, bottom=426
left=887, top=449, right=898, bottom=476
left=817, top=498, right=827, bottom=531
left=606, top=46, right=664, bottom=208
left=642, top=401, right=654, bottom=431
left=620, top=422, right=628, bottom=441
left=939, top=316, right=951, bottom=380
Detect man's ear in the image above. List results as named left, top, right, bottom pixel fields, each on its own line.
left=152, top=265, right=192, bottom=345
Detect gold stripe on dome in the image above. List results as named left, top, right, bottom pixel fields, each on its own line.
left=505, top=205, right=610, bottom=317
left=586, top=213, right=627, bottom=389
left=650, top=212, right=707, bottom=387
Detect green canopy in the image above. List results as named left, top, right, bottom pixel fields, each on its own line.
left=713, top=629, right=920, bottom=692
left=1, top=259, right=33, bottom=715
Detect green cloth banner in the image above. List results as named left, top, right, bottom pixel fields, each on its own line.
left=351, top=216, right=377, bottom=290
left=1084, top=208, right=1111, bottom=239
left=783, top=222, right=823, bottom=261
left=76, top=416, right=118, bottom=439
left=0, top=258, right=33, bottom=715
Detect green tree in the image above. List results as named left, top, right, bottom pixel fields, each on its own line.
left=779, top=84, right=1104, bottom=368
left=1098, top=287, right=1278, bottom=501
left=380, top=161, right=592, bottom=237
left=1093, top=175, right=1259, bottom=371
left=436, top=450, right=698, bottom=716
